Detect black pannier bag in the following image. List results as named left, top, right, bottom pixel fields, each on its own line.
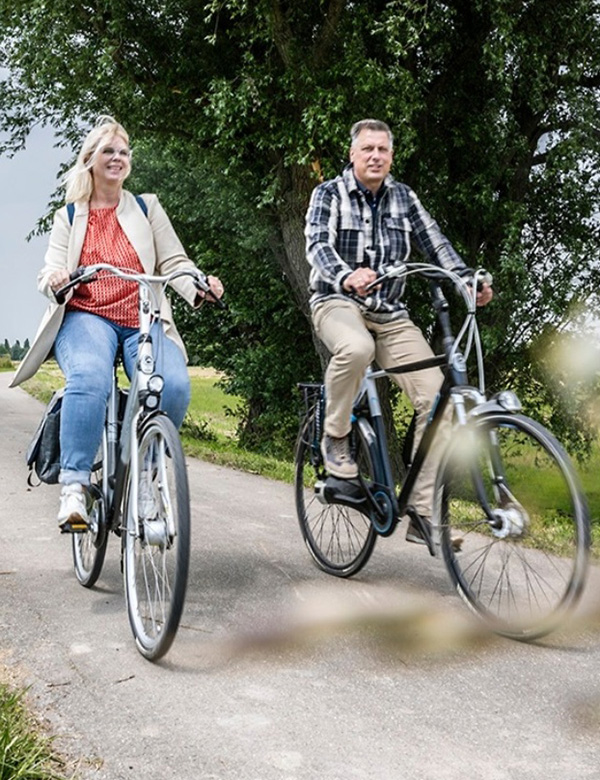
left=25, top=388, right=64, bottom=486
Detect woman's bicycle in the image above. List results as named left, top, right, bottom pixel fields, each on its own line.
left=55, top=263, right=219, bottom=660
left=295, top=263, right=591, bottom=640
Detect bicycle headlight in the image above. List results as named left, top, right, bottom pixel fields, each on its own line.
left=495, top=390, right=521, bottom=412
left=148, top=375, right=164, bottom=394
left=144, top=393, right=160, bottom=410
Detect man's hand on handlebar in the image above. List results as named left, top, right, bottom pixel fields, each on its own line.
left=343, top=267, right=379, bottom=297
left=475, top=282, right=493, bottom=307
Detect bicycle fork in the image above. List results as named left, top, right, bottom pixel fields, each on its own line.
left=451, top=395, right=529, bottom=539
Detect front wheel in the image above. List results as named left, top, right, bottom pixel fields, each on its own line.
left=436, top=412, right=590, bottom=640
left=295, top=416, right=377, bottom=577
left=123, top=414, right=190, bottom=661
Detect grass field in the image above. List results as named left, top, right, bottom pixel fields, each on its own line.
left=18, top=361, right=296, bottom=483
left=16, top=360, right=599, bottom=514
left=0, top=680, right=66, bottom=779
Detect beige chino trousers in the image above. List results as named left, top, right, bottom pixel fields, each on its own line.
left=313, top=298, right=451, bottom=516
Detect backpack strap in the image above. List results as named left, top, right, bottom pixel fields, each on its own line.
left=66, top=195, right=148, bottom=226
left=134, top=195, right=148, bottom=218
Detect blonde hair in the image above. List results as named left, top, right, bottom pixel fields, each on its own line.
left=64, top=115, right=131, bottom=203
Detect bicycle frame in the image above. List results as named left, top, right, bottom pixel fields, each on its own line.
left=322, top=265, right=503, bottom=547
left=103, top=283, right=159, bottom=534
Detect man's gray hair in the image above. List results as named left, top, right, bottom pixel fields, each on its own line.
left=350, top=119, right=394, bottom=149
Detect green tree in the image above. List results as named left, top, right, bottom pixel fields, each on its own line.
left=10, top=340, right=22, bottom=360
left=1, top=0, right=599, bottom=453
left=128, top=140, right=321, bottom=452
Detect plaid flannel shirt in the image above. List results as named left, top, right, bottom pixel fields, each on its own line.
left=305, top=164, right=466, bottom=322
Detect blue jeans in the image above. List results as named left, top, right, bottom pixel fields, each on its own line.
left=54, top=311, right=190, bottom=486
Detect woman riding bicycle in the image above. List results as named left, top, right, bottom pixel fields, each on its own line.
left=11, top=115, right=223, bottom=533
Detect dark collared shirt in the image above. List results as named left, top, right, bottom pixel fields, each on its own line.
left=305, top=164, right=465, bottom=321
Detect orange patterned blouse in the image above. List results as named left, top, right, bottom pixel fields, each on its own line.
left=67, top=206, right=145, bottom=327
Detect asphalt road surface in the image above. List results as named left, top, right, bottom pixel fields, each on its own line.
left=2, top=370, right=600, bottom=779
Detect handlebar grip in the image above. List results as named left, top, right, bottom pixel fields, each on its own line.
left=460, top=267, right=493, bottom=290
left=53, top=267, right=89, bottom=305
left=205, top=291, right=227, bottom=310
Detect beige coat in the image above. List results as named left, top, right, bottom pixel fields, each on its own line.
left=11, top=191, right=201, bottom=387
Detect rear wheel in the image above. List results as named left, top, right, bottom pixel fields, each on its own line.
left=123, top=414, right=190, bottom=661
left=295, top=417, right=377, bottom=577
left=436, top=413, right=590, bottom=639
left=72, top=434, right=108, bottom=588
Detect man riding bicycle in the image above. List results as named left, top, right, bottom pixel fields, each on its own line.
left=305, top=118, right=493, bottom=544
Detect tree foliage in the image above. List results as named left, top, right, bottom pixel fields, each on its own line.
left=0, top=339, right=29, bottom=360
left=1, top=0, right=599, bottom=454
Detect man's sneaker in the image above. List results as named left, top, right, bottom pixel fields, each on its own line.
left=57, top=484, right=89, bottom=533
left=406, top=514, right=463, bottom=552
left=321, top=434, right=359, bottom=479
left=138, top=471, right=158, bottom=519
left=405, top=515, right=431, bottom=545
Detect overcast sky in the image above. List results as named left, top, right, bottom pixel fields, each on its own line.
left=0, top=125, right=70, bottom=344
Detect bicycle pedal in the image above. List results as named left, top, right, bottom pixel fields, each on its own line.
left=60, top=520, right=89, bottom=534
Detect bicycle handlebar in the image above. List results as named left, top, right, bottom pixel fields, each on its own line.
left=364, top=263, right=493, bottom=297
left=53, top=263, right=226, bottom=309
left=361, top=262, right=493, bottom=392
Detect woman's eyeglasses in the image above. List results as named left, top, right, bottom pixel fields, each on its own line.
left=101, top=147, right=131, bottom=159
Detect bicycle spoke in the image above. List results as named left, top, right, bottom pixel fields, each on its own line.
left=124, top=416, right=190, bottom=660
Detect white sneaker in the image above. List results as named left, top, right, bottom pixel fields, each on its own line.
left=138, top=471, right=158, bottom=519
left=57, top=484, right=89, bottom=533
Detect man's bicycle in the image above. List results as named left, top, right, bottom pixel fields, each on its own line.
left=55, top=263, right=218, bottom=660
left=295, top=263, right=590, bottom=640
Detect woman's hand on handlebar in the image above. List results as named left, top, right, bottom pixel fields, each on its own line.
left=51, top=268, right=90, bottom=304
left=50, top=270, right=78, bottom=297
left=206, top=275, right=224, bottom=302
left=194, top=275, right=225, bottom=307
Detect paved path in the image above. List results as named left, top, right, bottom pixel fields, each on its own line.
left=1, top=370, right=600, bottom=779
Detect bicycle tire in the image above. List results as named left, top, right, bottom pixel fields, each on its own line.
left=72, top=434, right=109, bottom=588
left=436, top=412, right=590, bottom=640
left=295, top=416, right=377, bottom=577
left=123, top=414, right=190, bottom=660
